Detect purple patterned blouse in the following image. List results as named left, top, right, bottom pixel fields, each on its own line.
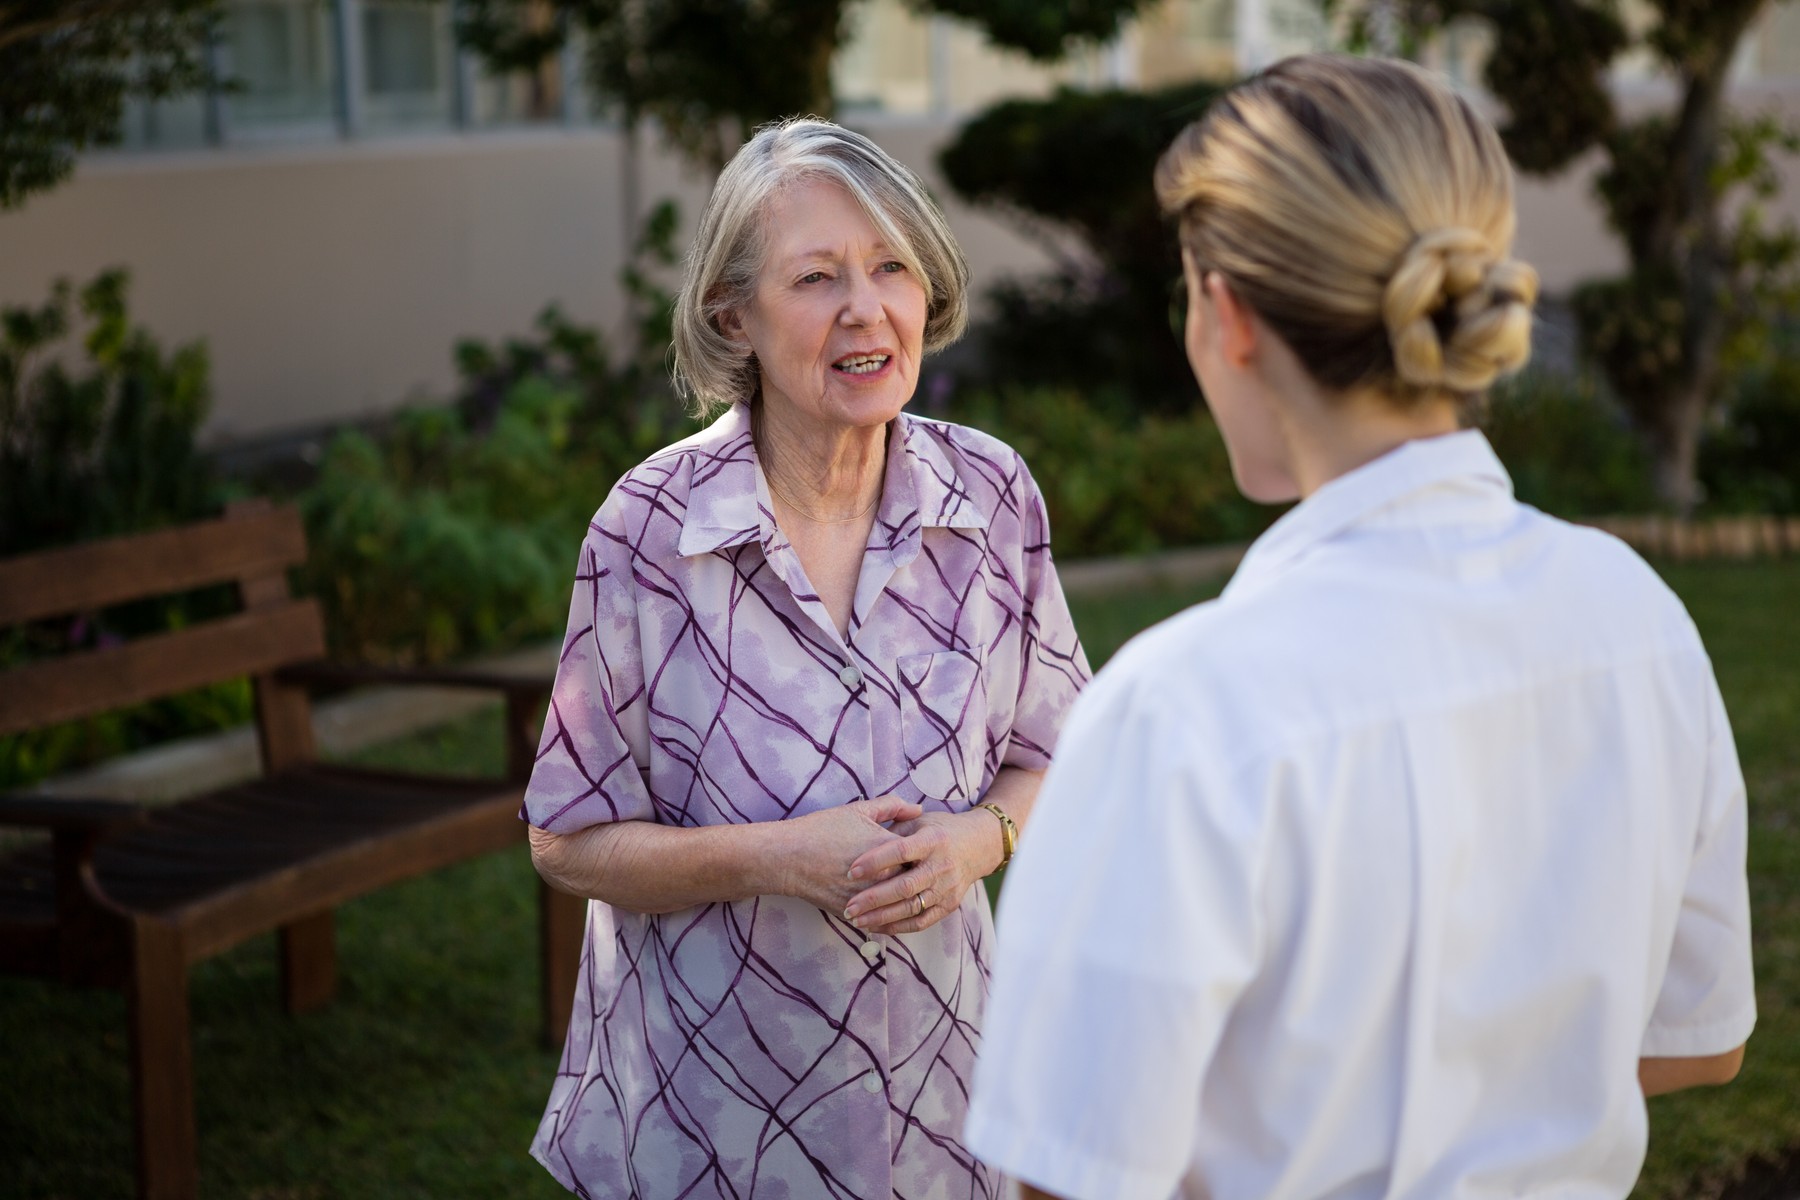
left=521, top=402, right=1090, bottom=1199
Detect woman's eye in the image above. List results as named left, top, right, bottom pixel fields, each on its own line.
left=800, top=271, right=827, bottom=284
left=876, top=261, right=905, bottom=274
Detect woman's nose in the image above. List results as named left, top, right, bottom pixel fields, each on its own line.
left=839, top=272, right=885, bottom=328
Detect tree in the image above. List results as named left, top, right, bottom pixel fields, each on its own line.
left=1327, top=0, right=1800, bottom=512
left=936, top=78, right=1224, bottom=409
left=453, top=0, right=1158, bottom=170
left=0, top=1, right=222, bottom=210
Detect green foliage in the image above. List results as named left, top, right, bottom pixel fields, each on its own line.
left=1570, top=270, right=1687, bottom=430
left=0, top=269, right=246, bottom=788
left=0, top=1, right=222, bottom=208
left=912, top=0, right=1151, bottom=60
left=948, top=389, right=1272, bottom=555
left=1480, top=370, right=1658, bottom=517
left=0, top=270, right=217, bottom=556
left=301, top=201, right=697, bottom=665
left=1699, top=354, right=1800, bottom=514
left=455, top=0, right=1156, bottom=165
left=938, top=78, right=1225, bottom=410
left=299, top=383, right=597, bottom=665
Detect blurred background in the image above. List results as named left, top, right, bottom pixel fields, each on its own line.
left=2, top=2, right=1798, bottom=1196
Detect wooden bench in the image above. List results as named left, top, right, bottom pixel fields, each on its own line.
left=0, top=504, right=585, bottom=1200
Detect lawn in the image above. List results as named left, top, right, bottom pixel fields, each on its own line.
left=0, top=561, right=1794, bottom=1198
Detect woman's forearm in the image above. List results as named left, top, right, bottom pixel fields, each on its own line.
left=528, top=819, right=790, bottom=913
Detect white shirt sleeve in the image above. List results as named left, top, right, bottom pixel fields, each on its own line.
left=1641, top=664, right=1756, bottom=1057
left=965, top=665, right=1266, bottom=1200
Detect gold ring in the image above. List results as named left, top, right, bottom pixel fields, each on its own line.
left=913, top=892, right=926, bottom=917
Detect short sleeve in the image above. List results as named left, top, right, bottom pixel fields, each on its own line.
left=1002, top=457, right=1091, bottom=772
left=966, top=666, right=1262, bottom=1200
left=520, top=498, right=656, bottom=833
left=1641, top=666, right=1756, bottom=1056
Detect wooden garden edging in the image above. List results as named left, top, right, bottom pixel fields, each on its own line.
left=1579, top=515, right=1800, bottom=561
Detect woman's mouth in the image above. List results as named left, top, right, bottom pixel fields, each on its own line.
left=832, top=353, right=893, bottom=377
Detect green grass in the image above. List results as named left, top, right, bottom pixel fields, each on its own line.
left=1630, top=563, right=1800, bottom=1199
left=0, top=563, right=1793, bottom=1198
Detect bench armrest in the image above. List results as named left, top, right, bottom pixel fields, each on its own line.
left=275, top=661, right=552, bottom=704
left=0, top=794, right=145, bottom=831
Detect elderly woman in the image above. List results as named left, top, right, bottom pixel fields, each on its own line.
left=520, top=118, right=1089, bottom=1198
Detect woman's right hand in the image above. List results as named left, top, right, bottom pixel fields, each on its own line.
left=771, top=795, right=922, bottom=915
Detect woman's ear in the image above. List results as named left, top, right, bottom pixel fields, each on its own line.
left=716, top=306, right=748, bottom=346
left=1204, top=272, right=1259, bottom=370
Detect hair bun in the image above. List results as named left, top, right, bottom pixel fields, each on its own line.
left=1384, top=228, right=1539, bottom=392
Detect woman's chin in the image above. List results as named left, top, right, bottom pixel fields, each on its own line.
left=823, top=377, right=914, bottom=426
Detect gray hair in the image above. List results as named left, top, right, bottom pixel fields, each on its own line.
left=671, top=117, right=971, bottom=417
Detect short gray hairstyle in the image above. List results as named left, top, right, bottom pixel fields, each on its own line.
left=671, top=117, right=971, bottom=417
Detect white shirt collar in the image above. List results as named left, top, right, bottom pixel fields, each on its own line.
left=1224, top=429, right=1513, bottom=598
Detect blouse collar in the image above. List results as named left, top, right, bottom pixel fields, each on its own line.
left=1224, top=429, right=1514, bottom=598
left=676, top=403, right=986, bottom=560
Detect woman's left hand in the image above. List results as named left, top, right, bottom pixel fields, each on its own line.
left=842, top=810, right=1000, bottom=935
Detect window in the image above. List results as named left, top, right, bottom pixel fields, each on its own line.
left=361, top=0, right=454, bottom=130
left=224, top=0, right=335, bottom=134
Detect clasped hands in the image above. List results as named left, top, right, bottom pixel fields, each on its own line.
left=780, top=795, right=1002, bottom=936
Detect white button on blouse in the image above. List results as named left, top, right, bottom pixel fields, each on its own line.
left=839, top=662, right=863, bottom=689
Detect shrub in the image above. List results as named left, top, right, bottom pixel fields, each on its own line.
left=1700, top=356, right=1800, bottom=514
left=300, top=202, right=696, bottom=665
left=938, top=79, right=1226, bottom=411
left=1480, top=370, right=1658, bottom=517
left=0, top=270, right=247, bottom=788
left=299, top=381, right=599, bottom=665
left=0, top=269, right=217, bottom=555
left=947, top=389, right=1272, bottom=557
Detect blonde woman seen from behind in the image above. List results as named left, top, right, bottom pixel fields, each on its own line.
left=966, top=54, right=1752, bottom=1200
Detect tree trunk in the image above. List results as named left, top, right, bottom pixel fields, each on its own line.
left=1647, top=380, right=1709, bottom=515
left=1648, top=0, right=1766, bottom=512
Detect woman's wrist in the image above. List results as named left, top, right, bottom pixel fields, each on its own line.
left=745, top=819, right=802, bottom=899
left=964, top=807, right=1009, bottom=877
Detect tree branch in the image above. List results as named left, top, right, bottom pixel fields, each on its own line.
left=0, top=0, right=148, bottom=53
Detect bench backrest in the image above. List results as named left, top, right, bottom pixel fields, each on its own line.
left=0, top=504, right=326, bottom=769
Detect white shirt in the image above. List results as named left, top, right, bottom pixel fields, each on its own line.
left=965, top=430, right=1755, bottom=1200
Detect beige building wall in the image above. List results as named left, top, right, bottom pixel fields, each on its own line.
left=0, top=121, right=1077, bottom=443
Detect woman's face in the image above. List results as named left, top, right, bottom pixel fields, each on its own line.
left=728, top=179, right=928, bottom=434
left=1183, top=252, right=1299, bottom=503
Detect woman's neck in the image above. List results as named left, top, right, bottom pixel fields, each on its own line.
left=753, top=399, right=890, bottom=524
left=1260, top=346, right=1461, bottom=498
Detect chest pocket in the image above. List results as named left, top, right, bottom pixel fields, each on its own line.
left=897, top=649, right=989, bottom=803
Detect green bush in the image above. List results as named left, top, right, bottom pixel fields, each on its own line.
left=300, top=383, right=586, bottom=665
left=0, top=269, right=217, bottom=555
left=1481, top=370, right=1659, bottom=517
left=0, top=270, right=248, bottom=788
left=938, top=79, right=1225, bottom=411
left=299, top=202, right=696, bottom=665
left=1700, top=355, right=1800, bottom=514
left=948, top=389, right=1272, bottom=556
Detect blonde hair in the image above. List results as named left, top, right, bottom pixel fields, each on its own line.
left=672, top=117, right=971, bottom=417
left=1155, top=53, right=1538, bottom=406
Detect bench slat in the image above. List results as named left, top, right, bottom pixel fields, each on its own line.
left=0, top=507, right=308, bottom=626
left=0, top=600, right=326, bottom=736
